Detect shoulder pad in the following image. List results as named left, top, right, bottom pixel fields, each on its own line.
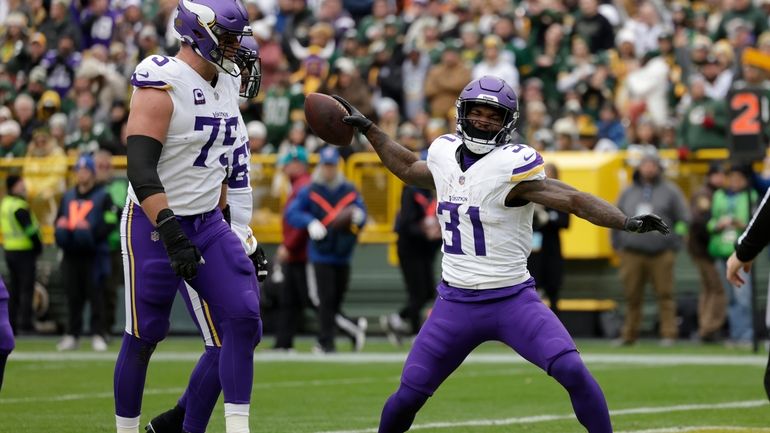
left=494, top=144, right=546, bottom=182
left=131, top=56, right=179, bottom=90
left=430, top=134, right=462, bottom=148
left=427, top=134, right=461, bottom=158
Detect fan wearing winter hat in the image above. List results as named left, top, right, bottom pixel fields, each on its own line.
left=53, top=155, right=117, bottom=353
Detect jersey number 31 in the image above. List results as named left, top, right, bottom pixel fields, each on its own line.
left=437, top=202, right=486, bottom=256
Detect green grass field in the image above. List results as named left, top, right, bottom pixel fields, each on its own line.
left=2, top=337, right=769, bottom=433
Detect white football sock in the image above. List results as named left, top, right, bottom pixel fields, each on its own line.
left=224, top=403, right=250, bottom=433
left=115, top=415, right=140, bottom=433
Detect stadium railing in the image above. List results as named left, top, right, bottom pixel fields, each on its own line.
left=0, top=148, right=740, bottom=261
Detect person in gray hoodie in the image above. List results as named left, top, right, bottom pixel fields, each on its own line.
left=613, top=149, right=690, bottom=345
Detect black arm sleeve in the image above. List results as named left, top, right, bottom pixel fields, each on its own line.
left=127, top=135, right=165, bottom=202
left=735, top=188, right=770, bottom=262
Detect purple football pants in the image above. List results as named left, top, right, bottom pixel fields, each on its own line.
left=114, top=203, right=262, bottom=421
left=0, top=277, right=14, bottom=393
left=379, top=287, right=612, bottom=433
left=0, top=300, right=14, bottom=355
left=0, top=276, right=14, bottom=355
left=173, top=280, right=261, bottom=433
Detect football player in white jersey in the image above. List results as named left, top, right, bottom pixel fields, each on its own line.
left=113, top=2, right=263, bottom=433
left=145, top=38, right=269, bottom=433
left=333, top=76, right=669, bottom=433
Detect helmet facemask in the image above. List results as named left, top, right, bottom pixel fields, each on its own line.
left=205, top=24, right=252, bottom=77
left=456, top=100, right=518, bottom=154
left=236, top=45, right=262, bottom=98
left=454, top=75, right=520, bottom=154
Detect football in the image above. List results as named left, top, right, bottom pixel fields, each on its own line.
left=304, top=93, right=355, bottom=147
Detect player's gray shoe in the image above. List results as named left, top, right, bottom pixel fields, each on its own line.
left=380, top=313, right=408, bottom=347
left=354, top=317, right=368, bottom=352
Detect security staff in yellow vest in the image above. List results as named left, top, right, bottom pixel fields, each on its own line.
left=0, top=175, right=42, bottom=333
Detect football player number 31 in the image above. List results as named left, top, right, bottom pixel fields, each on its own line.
left=437, top=202, right=486, bottom=256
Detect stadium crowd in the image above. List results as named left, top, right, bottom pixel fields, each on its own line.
left=0, top=0, right=768, bottom=349
left=3, top=0, right=770, bottom=161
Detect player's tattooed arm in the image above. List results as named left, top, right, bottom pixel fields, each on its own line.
left=508, top=179, right=627, bottom=230
left=332, top=95, right=434, bottom=189
left=365, top=124, right=435, bottom=190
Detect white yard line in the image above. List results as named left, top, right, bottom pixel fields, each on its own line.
left=0, top=378, right=383, bottom=404
left=0, top=367, right=542, bottom=404
left=313, top=400, right=770, bottom=433
left=619, top=427, right=770, bottom=433
left=8, top=351, right=768, bottom=366
left=0, top=387, right=186, bottom=404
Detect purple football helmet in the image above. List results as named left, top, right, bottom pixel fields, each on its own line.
left=455, top=76, right=519, bottom=154
left=236, top=36, right=262, bottom=98
left=174, top=0, right=252, bottom=77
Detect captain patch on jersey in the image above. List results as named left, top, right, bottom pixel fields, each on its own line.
left=127, top=55, right=242, bottom=216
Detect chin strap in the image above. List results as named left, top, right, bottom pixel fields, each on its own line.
left=461, top=138, right=496, bottom=155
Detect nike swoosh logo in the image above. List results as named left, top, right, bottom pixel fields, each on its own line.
left=523, top=153, right=535, bottom=161
left=137, top=72, right=149, bottom=78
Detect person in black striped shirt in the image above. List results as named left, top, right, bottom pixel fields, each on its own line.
left=726, top=186, right=770, bottom=401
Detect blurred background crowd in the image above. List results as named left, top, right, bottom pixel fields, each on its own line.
left=1, top=0, right=769, bottom=348
left=3, top=0, right=770, bottom=165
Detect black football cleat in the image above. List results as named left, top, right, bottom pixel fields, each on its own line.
left=145, top=405, right=185, bottom=433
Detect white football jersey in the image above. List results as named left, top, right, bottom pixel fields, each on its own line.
left=226, top=117, right=257, bottom=255
left=427, top=135, right=546, bottom=290
left=127, top=55, right=241, bottom=216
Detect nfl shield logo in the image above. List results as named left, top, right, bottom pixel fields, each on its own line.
left=459, top=176, right=465, bottom=185
left=151, top=231, right=160, bottom=242
left=193, top=88, right=206, bottom=105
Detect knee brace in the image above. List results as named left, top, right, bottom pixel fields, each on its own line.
left=131, top=334, right=157, bottom=365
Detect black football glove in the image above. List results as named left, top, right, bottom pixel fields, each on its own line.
left=624, top=213, right=670, bottom=235
left=156, top=208, right=204, bottom=280
left=332, top=95, right=373, bottom=134
left=249, top=245, right=269, bottom=282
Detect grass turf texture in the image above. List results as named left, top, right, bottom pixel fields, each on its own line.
left=1, top=337, right=768, bottom=433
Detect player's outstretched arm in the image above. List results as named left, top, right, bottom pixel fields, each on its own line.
left=332, top=95, right=434, bottom=190
left=508, top=179, right=670, bottom=234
